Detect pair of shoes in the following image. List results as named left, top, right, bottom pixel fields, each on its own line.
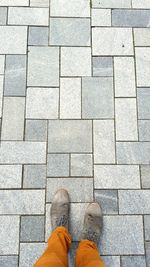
left=51, top=189, right=103, bottom=245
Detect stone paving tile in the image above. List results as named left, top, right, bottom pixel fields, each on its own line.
left=139, top=120, right=150, bottom=141
left=146, top=242, right=150, bottom=267
left=137, top=88, right=150, bottom=119
left=8, top=7, right=49, bottom=26
left=136, top=48, right=150, bottom=87
left=0, top=0, right=29, bottom=5
left=0, top=256, right=18, bottom=267
left=20, top=216, right=45, bottom=242
left=92, top=28, right=133, bottom=56
left=144, top=215, right=150, bottom=241
left=94, top=165, right=140, bottom=189
left=28, top=27, right=48, bottom=46
left=0, top=190, right=45, bottom=215
left=134, top=28, right=150, bottom=46
left=23, top=165, right=46, bottom=188
left=0, top=165, right=22, bottom=188
left=71, top=154, right=93, bottom=177
left=141, top=165, right=150, bottom=189
left=25, top=120, right=47, bottom=141
left=0, top=216, right=20, bottom=255
left=30, top=0, right=49, bottom=7
left=4, top=55, right=26, bottom=96
left=93, top=57, right=113, bottom=77
left=1, top=97, right=25, bottom=140
left=92, top=9, right=111, bottom=26
left=92, top=0, right=131, bottom=8
left=102, top=256, right=120, bottom=267
left=50, top=18, right=90, bottom=46
left=119, top=190, right=150, bottom=214
left=48, top=120, right=92, bottom=153
left=0, top=75, right=4, bottom=117
left=82, top=77, right=114, bottom=119
left=0, top=26, right=27, bottom=54
left=47, top=154, right=69, bottom=177
left=121, top=256, right=146, bottom=267
left=28, top=46, right=59, bottom=87
left=94, top=120, right=115, bottom=164
left=94, top=190, right=118, bottom=215
left=0, top=7, right=7, bottom=25
left=132, top=0, right=150, bottom=9
left=19, top=243, right=46, bottom=267
left=0, top=55, right=5, bottom=74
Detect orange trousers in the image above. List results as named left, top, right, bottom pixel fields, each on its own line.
left=34, top=226, right=106, bottom=267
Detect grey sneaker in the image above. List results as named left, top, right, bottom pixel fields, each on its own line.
left=81, top=203, right=103, bottom=245
left=51, top=189, right=70, bottom=231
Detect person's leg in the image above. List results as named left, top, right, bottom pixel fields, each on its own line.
left=75, top=203, right=106, bottom=267
left=34, top=189, right=71, bottom=267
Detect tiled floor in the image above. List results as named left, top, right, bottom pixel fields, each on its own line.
left=0, top=0, right=150, bottom=266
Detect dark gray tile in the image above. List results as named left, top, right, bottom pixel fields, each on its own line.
left=141, top=165, right=150, bottom=189
left=144, top=215, right=150, bottom=241
left=94, top=190, right=118, bottom=214
left=139, top=120, right=150, bottom=141
left=93, top=57, right=113, bottom=77
left=137, top=88, right=150, bottom=119
left=0, top=8, right=7, bottom=25
left=23, top=165, right=46, bottom=188
left=47, top=154, right=69, bottom=177
left=0, top=256, right=18, bottom=267
left=146, top=242, right=150, bottom=267
left=25, top=120, right=47, bottom=141
left=122, top=256, right=146, bottom=267
left=28, top=27, right=48, bottom=45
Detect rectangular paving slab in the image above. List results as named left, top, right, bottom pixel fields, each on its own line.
left=0, top=165, right=22, bottom=188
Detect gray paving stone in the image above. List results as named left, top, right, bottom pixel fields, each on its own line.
left=50, top=0, right=90, bottom=17
left=61, top=47, right=91, bottom=77
left=28, top=46, right=59, bottom=87
left=0, top=216, right=19, bottom=255
left=4, top=55, right=26, bottom=96
left=93, top=57, right=113, bottom=77
left=25, top=120, right=47, bottom=141
left=141, top=165, right=150, bottom=189
left=134, top=28, right=150, bottom=46
left=0, top=165, right=22, bottom=188
left=19, top=243, right=46, bottom=267
left=92, top=9, right=111, bottom=26
left=82, top=77, right=114, bottom=119
left=0, top=190, right=45, bottom=215
left=26, top=87, right=59, bottom=119
left=0, top=0, right=29, bottom=5
left=23, top=165, right=46, bottom=188
left=116, top=142, right=150, bottom=164
left=94, top=120, right=115, bottom=164
left=94, top=165, right=140, bottom=189
left=136, top=48, right=150, bottom=87
left=0, top=26, right=27, bottom=54
left=1, top=97, right=25, bottom=140
left=50, top=18, right=90, bottom=46
left=146, top=242, right=150, bottom=267
left=46, top=178, right=93, bottom=203
left=71, top=154, right=93, bottom=177
left=0, top=76, right=4, bottom=117
left=119, top=190, right=150, bottom=214
left=144, top=215, right=150, bottom=241
left=8, top=7, right=49, bottom=26
left=28, top=27, right=48, bottom=45
left=94, top=190, right=118, bottom=215
left=112, top=9, right=150, bottom=27
left=0, top=8, right=7, bottom=25
left=69, top=242, right=78, bottom=267
left=137, top=88, right=150, bottom=119
left=92, top=28, right=133, bottom=56
left=47, top=154, right=69, bottom=177
left=102, top=256, right=120, bottom=267
left=0, top=256, right=18, bottom=267
left=139, top=120, right=150, bottom=141
left=48, top=120, right=92, bottom=153
left=122, top=256, right=146, bottom=267
left=30, top=0, right=49, bottom=6
left=92, top=0, right=131, bottom=8
left=0, top=55, right=5, bottom=74
left=20, top=216, right=44, bottom=242
left=132, top=0, right=150, bottom=9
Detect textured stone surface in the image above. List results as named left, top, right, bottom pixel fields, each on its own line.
left=0, top=7, right=7, bottom=25
left=0, top=76, right=4, bottom=117
left=0, top=165, right=22, bottom=188
left=137, top=88, right=150, bottom=119
left=122, top=256, right=146, bottom=267
left=92, top=0, right=131, bottom=8
left=136, top=48, right=150, bottom=87
left=0, top=256, right=18, bottom=267
left=20, top=216, right=45, bottom=242
left=146, top=242, right=150, bottom=267
left=134, top=28, right=150, bottom=46
left=0, top=55, right=5, bottom=74
left=144, top=215, right=150, bottom=241
left=0, top=0, right=29, bottom=5
left=94, top=190, right=118, bottom=214
left=92, top=9, right=111, bottom=26
left=25, top=120, right=47, bottom=141
left=139, top=120, right=150, bottom=141
left=30, top=0, right=49, bottom=6
left=23, top=165, right=46, bottom=188
left=93, top=57, right=113, bottom=77
left=19, top=243, right=46, bottom=267
left=71, top=154, right=93, bottom=177
left=47, top=154, right=69, bottom=177
left=132, top=0, right=150, bottom=8
left=28, top=27, right=48, bottom=45
left=141, top=165, right=150, bottom=189
left=102, top=256, right=120, bottom=267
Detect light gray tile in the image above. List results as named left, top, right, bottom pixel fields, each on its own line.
left=116, top=142, right=150, bottom=164
left=122, top=256, right=146, bottom=267
left=119, top=190, right=150, bottom=214
left=20, top=216, right=44, bottom=242
left=146, top=242, right=150, bottom=267
left=20, top=243, right=46, bottom=267
left=0, top=165, right=22, bottom=188
left=94, top=120, right=115, bottom=164
left=0, top=55, right=5, bottom=74
left=94, top=190, right=118, bottom=215
left=92, top=28, right=133, bottom=56
left=4, top=55, right=26, bottom=96
left=92, top=0, right=131, bottom=8
left=30, top=0, right=49, bottom=6
left=0, top=26, right=27, bottom=54
left=1, top=97, right=25, bottom=140
left=0, top=141, right=46, bottom=164
left=0, top=190, right=45, bottom=214
left=92, top=9, right=111, bottom=26
left=28, top=27, right=48, bottom=45
left=0, top=216, right=19, bottom=255
left=23, top=165, right=46, bottom=188
left=61, top=47, right=91, bottom=77
left=8, top=7, right=49, bottom=25
left=25, top=120, right=47, bottom=141
left=0, top=76, right=4, bottom=117
left=48, top=120, right=92, bottom=153
left=137, top=88, right=150, bottom=119
left=47, top=154, right=69, bottom=177
left=102, top=256, right=120, bottom=267
left=82, top=77, right=114, bottom=119
left=136, top=48, right=150, bottom=87
left=28, top=46, right=59, bottom=87
left=71, top=154, right=93, bottom=177
left=141, top=165, right=150, bottom=189
left=0, top=7, right=7, bottom=25
left=139, top=120, right=150, bottom=141
left=46, top=178, right=93, bottom=203
left=132, top=0, right=150, bottom=9
left=50, top=18, right=90, bottom=46
left=0, top=256, right=18, bottom=267
left=26, top=87, right=59, bottom=119
left=93, top=57, right=113, bottom=77
left=144, top=215, right=150, bottom=241
left=134, top=28, right=150, bottom=46
left=0, top=0, right=29, bottom=5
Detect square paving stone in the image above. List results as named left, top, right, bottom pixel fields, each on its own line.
left=82, top=77, right=114, bottom=119
left=139, top=120, right=150, bottom=141
left=23, top=165, right=46, bottom=188
left=94, top=190, right=118, bottom=215
left=136, top=48, right=150, bottom=87
left=19, top=243, right=46, bottom=267
left=102, top=256, right=120, bottom=267
left=144, top=215, right=150, bottom=241
left=50, top=18, right=90, bottom=46
left=146, top=242, right=150, bottom=267
left=122, top=256, right=146, bottom=267
left=28, top=27, right=48, bottom=45
left=71, top=154, right=93, bottom=177
left=92, top=9, right=111, bottom=26
left=137, top=88, right=150, bottom=119
left=47, top=154, right=69, bottom=177
left=48, top=120, right=92, bottom=153
left=0, top=256, right=18, bottom=267
left=20, top=216, right=45, bottom=242
left=93, top=57, right=113, bottom=77
left=25, top=120, right=47, bottom=141
left=141, top=165, right=150, bottom=189
left=134, top=28, right=150, bottom=46
left=92, top=0, right=131, bottom=8
left=61, top=47, right=91, bottom=77
left=0, top=7, right=7, bottom=25
left=0, top=165, right=22, bottom=188
left=0, top=55, right=5, bottom=74
left=4, top=55, right=26, bottom=96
